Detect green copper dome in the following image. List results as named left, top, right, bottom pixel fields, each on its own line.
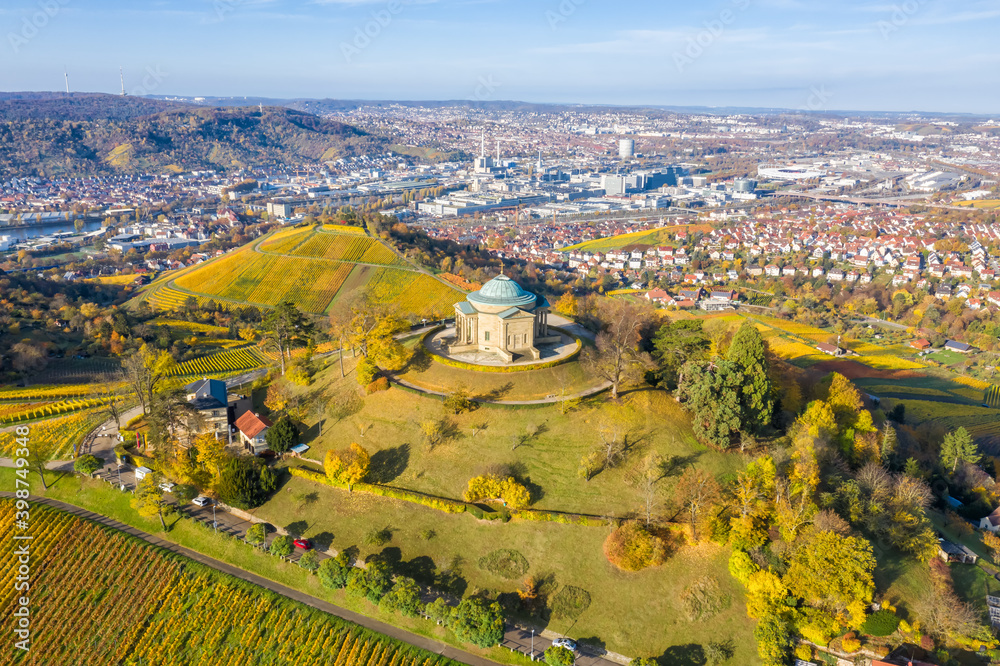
left=467, top=274, right=538, bottom=308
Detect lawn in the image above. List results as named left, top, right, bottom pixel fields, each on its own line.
left=259, top=473, right=758, bottom=661
left=256, top=354, right=758, bottom=659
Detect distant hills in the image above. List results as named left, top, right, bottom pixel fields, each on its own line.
left=0, top=93, right=388, bottom=178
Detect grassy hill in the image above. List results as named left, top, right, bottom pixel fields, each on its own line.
left=138, top=225, right=464, bottom=319
left=561, top=224, right=713, bottom=253
left=0, top=99, right=387, bottom=177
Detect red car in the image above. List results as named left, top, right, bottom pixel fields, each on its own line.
left=293, top=538, right=311, bottom=550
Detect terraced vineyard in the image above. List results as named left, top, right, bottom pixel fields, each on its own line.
left=138, top=228, right=464, bottom=318
left=167, top=347, right=269, bottom=377
left=0, top=500, right=463, bottom=666
left=365, top=268, right=464, bottom=317
left=986, top=385, right=1000, bottom=408
left=290, top=231, right=400, bottom=265
left=0, top=408, right=107, bottom=458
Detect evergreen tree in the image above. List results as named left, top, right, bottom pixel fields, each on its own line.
left=726, top=321, right=773, bottom=433
left=265, top=416, right=299, bottom=453
left=940, top=427, right=980, bottom=473
left=677, top=360, right=744, bottom=449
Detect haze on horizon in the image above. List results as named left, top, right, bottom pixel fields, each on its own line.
left=2, top=0, right=999, bottom=115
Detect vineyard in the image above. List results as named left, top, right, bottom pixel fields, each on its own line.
left=742, top=292, right=774, bottom=307
left=0, top=384, right=103, bottom=401
left=0, top=500, right=463, bottom=666
left=0, top=408, right=107, bottom=458
left=365, top=269, right=464, bottom=317
left=0, top=397, right=110, bottom=425
left=167, top=347, right=269, bottom=377
left=322, top=223, right=368, bottom=235
left=986, top=385, right=1000, bottom=408
left=288, top=232, right=399, bottom=266
left=137, top=228, right=464, bottom=318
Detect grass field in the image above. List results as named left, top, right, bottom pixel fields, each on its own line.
left=251, top=350, right=758, bottom=659
left=0, top=498, right=465, bottom=666
left=956, top=199, right=1000, bottom=209
left=561, top=224, right=713, bottom=253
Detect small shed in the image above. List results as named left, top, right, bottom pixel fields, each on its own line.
left=938, top=539, right=978, bottom=565
left=134, top=466, right=153, bottom=482
left=289, top=444, right=310, bottom=457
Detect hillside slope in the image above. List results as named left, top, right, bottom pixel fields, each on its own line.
left=138, top=225, right=464, bottom=319
left=0, top=99, right=387, bottom=177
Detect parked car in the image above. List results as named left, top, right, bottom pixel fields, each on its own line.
left=158, top=482, right=176, bottom=493
left=192, top=496, right=211, bottom=507
left=552, top=638, right=577, bottom=652
left=293, top=538, right=311, bottom=550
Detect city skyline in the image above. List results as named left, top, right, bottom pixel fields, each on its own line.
left=3, top=0, right=999, bottom=114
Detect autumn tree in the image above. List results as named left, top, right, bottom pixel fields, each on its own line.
left=123, top=345, right=175, bottom=415
left=324, top=443, right=371, bottom=491
left=784, top=528, right=875, bottom=626
left=675, top=467, right=720, bottom=540
left=132, top=473, right=171, bottom=531
left=581, top=299, right=653, bottom=399
left=332, top=289, right=411, bottom=372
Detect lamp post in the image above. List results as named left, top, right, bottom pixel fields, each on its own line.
left=531, top=629, right=534, bottom=661
left=212, top=501, right=217, bottom=533
left=116, top=461, right=123, bottom=491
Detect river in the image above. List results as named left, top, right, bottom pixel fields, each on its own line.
left=0, top=220, right=105, bottom=242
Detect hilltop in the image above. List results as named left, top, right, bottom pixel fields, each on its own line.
left=137, top=224, right=465, bottom=319
left=0, top=96, right=388, bottom=177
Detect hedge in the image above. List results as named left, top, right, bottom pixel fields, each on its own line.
left=289, top=467, right=468, bottom=514
left=290, top=466, right=607, bottom=526
left=419, top=325, right=583, bottom=374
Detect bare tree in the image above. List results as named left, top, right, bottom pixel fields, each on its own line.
left=581, top=299, right=654, bottom=399
left=634, top=453, right=667, bottom=525
left=100, top=378, right=127, bottom=430
left=675, top=467, right=720, bottom=541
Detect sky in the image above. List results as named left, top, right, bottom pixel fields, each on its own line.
left=2, top=0, right=999, bottom=114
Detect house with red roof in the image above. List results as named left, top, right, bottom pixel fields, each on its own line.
left=235, top=411, right=273, bottom=455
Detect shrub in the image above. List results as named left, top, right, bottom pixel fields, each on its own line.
left=544, top=646, right=575, bottom=666
left=245, top=523, right=267, bottom=547
left=464, top=474, right=530, bottom=509
left=728, top=550, right=759, bottom=585
left=794, top=643, right=813, bottom=661
left=630, top=659, right=656, bottom=666
left=478, top=549, right=529, bottom=580
left=550, top=586, right=592, bottom=620
left=357, top=358, right=378, bottom=386
left=364, top=527, right=392, bottom=547
left=861, top=609, right=900, bottom=637
left=840, top=632, right=861, bottom=653
left=73, top=454, right=103, bottom=476
left=366, top=377, right=390, bottom=394
left=603, top=521, right=665, bottom=572
left=288, top=467, right=468, bottom=514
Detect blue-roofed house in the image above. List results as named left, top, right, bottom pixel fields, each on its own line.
left=184, top=377, right=231, bottom=442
